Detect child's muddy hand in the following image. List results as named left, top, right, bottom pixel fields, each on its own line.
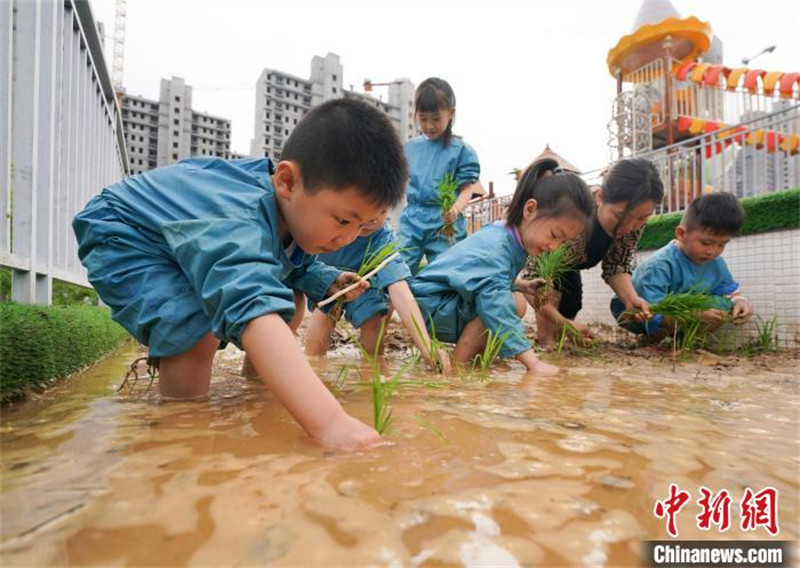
left=330, top=272, right=370, bottom=302
left=436, top=349, right=452, bottom=374
left=515, top=277, right=546, bottom=296
left=313, top=414, right=388, bottom=452
left=731, top=299, right=752, bottom=322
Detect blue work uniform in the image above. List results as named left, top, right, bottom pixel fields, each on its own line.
left=398, top=135, right=480, bottom=273
left=610, top=240, right=738, bottom=334
left=72, top=157, right=341, bottom=357
left=311, top=224, right=411, bottom=328
left=409, top=221, right=531, bottom=358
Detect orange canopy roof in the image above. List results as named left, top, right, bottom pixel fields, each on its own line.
left=607, top=1, right=712, bottom=77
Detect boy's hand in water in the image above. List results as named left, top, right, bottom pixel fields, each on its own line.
left=328, top=271, right=370, bottom=302
left=312, top=413, right=388, bottom=452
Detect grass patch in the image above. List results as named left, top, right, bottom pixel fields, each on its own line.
left=639, top=188, right=800, bottom=250
left=0, top=303, right=129, bottom=403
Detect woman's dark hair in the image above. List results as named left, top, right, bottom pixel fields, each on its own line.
left=601, top=157, right=664, bottom=214
left=414, top=77, right=456, bottom=145
left=506, top=158, right=593, bottom=227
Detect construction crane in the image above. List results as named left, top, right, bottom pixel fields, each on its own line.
left=112, top=0, right=127, bottom=104
left=363, top=78, right=404, bottom=92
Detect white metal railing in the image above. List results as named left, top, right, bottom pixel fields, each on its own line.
left=1, top=0, right=129, bottom=304
left=596, top=105, right=799, bottom=214
left=464, top=194, right=513, bottom=234
left=641, top=105, right=799, bottom=213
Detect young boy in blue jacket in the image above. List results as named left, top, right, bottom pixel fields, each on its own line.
left=611, top=192, right=753, bottom=338
left=305, top=213, right=450, bottom=371
left=73, top=99, right=407, bottom=451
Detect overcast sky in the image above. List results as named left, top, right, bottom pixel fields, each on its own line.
left=90, top=0, right=799, bottom=196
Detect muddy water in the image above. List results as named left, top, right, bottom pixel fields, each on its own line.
left=1, top=342, right=797, bottom=567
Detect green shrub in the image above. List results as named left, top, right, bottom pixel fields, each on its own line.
left=639, top=188, right=800, bottom=250
left=0, top=304, right=129, bottom=403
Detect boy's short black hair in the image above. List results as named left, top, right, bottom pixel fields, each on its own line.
left=681, top=192, right=745, bottom=235
left=280, top=98, right=407, bottom=208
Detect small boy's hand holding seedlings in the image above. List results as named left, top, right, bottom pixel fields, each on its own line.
left=731, top=297, right=753, bottom=323
left=697, top=308, right=728, bottom=323
left=329, top=271, right=370, bottom=302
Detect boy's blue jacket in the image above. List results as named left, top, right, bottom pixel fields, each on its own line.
left=73, top=157, right=341, bottom=355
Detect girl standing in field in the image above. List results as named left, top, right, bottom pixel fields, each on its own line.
left=398, top=77, right=486, bottom=274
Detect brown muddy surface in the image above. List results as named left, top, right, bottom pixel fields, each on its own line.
left=1, top=322, right=798, bottom=567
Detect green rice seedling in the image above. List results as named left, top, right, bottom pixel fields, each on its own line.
left=357, top=239, right=402, bottom=278
left=643, top=288, right=720, bottom=323
left=410, top=315, right=447, bottom=373
left=333, top=364, right=353, bottom=397
left=555, top=321, right=576, bottom=357
left=527, top=244, right=577, bottom=308
left=414, top=412, right=447, bottom=441
left=675, top=319, right=706, bottom=351
left=471, top=328, right=509, bottom=379
left=746, top=315, right=778, bottom=354
left=436, top=172, right=459, bottom=243
left=355, top=319, right=416, bottom=435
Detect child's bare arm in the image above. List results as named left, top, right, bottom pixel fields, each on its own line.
left=242, top=313, right=384, bottom=451
left=387, top=281, right=450, bottom=373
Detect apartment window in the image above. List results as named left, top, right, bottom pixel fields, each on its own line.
left=293, top=119, right=297, bottom=125
left=174, top=107, right=180, bottom=114
left=284, top=117, right=289, bottom=123
left=173, top=142, right=178, bottom=148
left=265, top=125, right=270, bottom=132
left=175, top=95, right=180, bottom=102
left=265, top=111, right=270, bottom=119
left=332, top=87, right=337, bottom=93
left=173, top=130, right=178, bottom=137
left=332, top=74, right=337, bottom=81
left=172, top=153, right=178, bottom=160
left=284, top=129, right=289, bottom=135
left=174, top=119, right=179, bottom=125
left=267, top=87, right=271, bottom=93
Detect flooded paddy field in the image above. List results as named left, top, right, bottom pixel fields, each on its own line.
left=1, top=327, right=797, bottom=567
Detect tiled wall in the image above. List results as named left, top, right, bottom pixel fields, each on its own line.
left=577, top=229, right=800, bottom=348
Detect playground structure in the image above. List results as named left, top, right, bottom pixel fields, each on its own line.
left=465, top=0, right=799, bottom=227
